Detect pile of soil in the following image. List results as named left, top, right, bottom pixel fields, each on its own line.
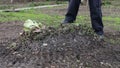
left=0, top=22, right=120, bottom=68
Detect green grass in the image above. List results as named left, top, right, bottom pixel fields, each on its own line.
left=0, top=5, right=120, bottom=31
left=103, top=16, right=120, bottom=24
left=0, top=9, right=63, bottom=27
left=0, top=9, right=87, bottom=28
left=0, top=9, right=120, bottom=27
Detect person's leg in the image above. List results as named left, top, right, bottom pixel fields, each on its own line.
left=89, top=0, right=104, bottom=35
left=64, top=0, right=81, bottom=23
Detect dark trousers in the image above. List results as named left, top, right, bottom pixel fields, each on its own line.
left=65, top=0, right=104, bottom=35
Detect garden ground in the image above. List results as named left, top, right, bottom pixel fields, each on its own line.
left=0, top=4, right=120, bottom=68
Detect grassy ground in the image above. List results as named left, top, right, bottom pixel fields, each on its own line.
left=0, top=5, right=120, bottom=30
left=0, top=9, right=63, bottom=27
left=0, top=2, right=120, bottom=68
left=0, top=1, right=67, bottom=10
left=0, top=4, right=120, bottom=44
left=0, top=1, right=120, bottom=31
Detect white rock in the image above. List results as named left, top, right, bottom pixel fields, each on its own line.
left=42, top=43, right=48, bottom=46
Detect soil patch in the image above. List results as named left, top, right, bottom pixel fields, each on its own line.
left=0, top=21, right=23, bottom=45
left=0, top=22, right=120, bottom=68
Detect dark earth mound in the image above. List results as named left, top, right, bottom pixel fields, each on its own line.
left=0, top=21, right=120, bottom=68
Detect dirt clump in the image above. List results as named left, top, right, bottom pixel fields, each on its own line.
left=0, top=23, right=120, bottom=68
